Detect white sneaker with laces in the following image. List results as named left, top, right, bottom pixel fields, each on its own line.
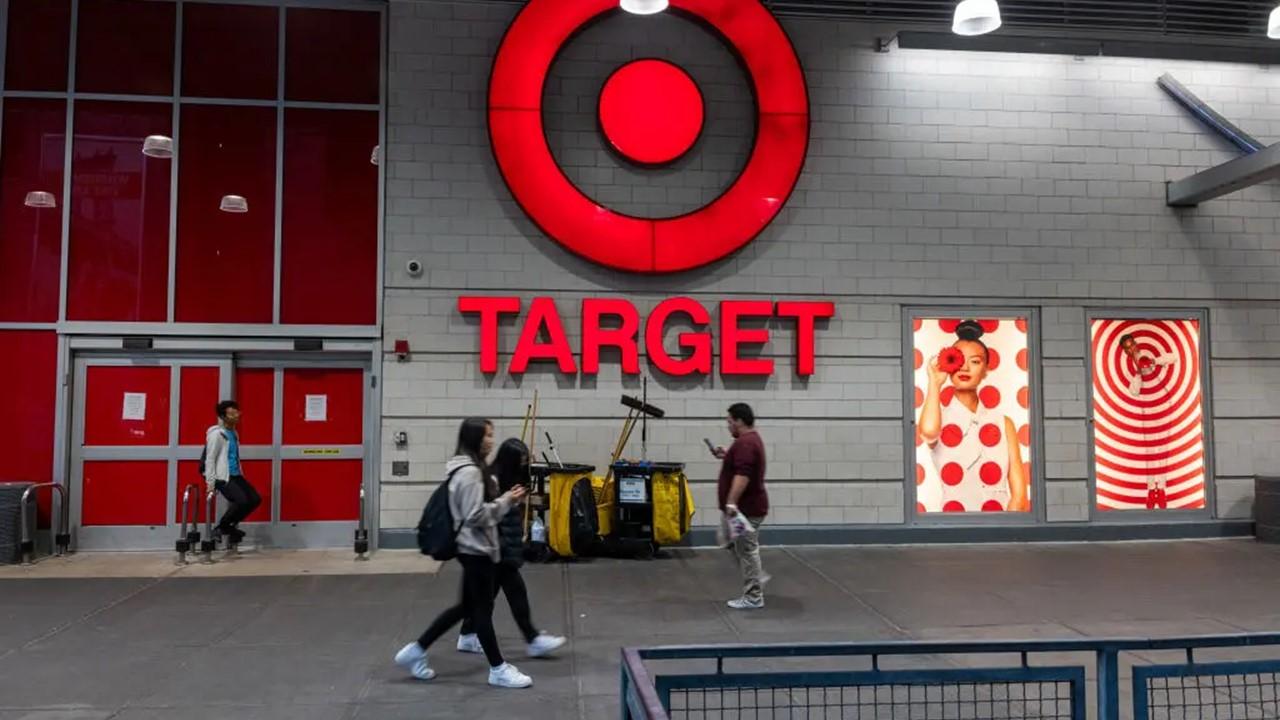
left=394, top=642, right=436, bottom=681
left=526, top=633, right=567, bottom=658
left=457, top=633, right=482, bottom=654
left=727, top=597, right=765, bottom=610
left=488, top=662, right=533, bottom=689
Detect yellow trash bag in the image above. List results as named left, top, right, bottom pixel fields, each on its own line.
left=546, top=465, right=598, bottom=557
left=651, top=470, right=696, bottom=546
left=590, top=475, right=614, bottom=537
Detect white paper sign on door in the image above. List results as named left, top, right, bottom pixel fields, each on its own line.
left=305, top=394, right=328, bottom=422
left=122, top=392, right=147, bottom=421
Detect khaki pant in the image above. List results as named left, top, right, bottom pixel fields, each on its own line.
left=732, top=517, right=766, bottom=602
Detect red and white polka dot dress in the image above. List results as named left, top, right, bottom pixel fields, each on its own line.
left=929, top=400, right=1011, bottom=513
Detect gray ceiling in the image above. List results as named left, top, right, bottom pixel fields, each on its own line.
left=762, top=0, right=1274, bottom=42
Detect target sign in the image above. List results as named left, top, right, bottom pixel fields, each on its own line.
left=488, top=0, right=809, bottom=274
left=1090, top=319, right=1207, bottom=511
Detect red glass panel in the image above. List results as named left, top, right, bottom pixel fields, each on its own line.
left=81, top=460, right=167, bottom=526
left=281, top=109, right=377, bottom=325
left=233, top=368, right=274, bottom=445
left=285, top=8, right=379, bottom=104
left=175, top=104, right=276, bottom=323
left=281, top=368, right=362, bottom=445
left=182, top=2, right=278, bottom=100
left=280, top=459, right=360, bottom=522
left=178, top=366, right=220, bottom=446
left=67, top=101, right=172, bottom=322
left=83, top=365, right=170, bottom=446
left=0, top=331, right=57, bottom=485
left=4, top=0, right=71, bottom=91
left=176, top=459, right=270, bottom=524
left=76, top=0, right=175, bottom=96
left=0, top=99, right=64, bottom=322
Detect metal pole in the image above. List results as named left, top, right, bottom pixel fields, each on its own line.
left=1096, top=648, right=1120, bottom=720
left=354, top=484, right=369, bottom=558
left=202, top=488, right=218, bottom=562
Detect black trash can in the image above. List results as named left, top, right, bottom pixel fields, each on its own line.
left=1257, top=476, right=1280, bottom=544
left=0, top=483, right=35, bottom=564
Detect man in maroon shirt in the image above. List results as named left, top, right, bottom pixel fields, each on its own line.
left=712, top=403, right=769, bottom=609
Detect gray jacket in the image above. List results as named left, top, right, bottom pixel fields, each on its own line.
left=445, top=456, right=513, bottom=563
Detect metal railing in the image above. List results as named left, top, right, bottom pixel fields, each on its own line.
left=19, top=483, right=70, bottom=563
left=175, top=483, right=202, bottom=564
left=201, top=488, right=219, bottom=562
left=621, top=634, right=1280, bottom=720
left=354, top=483, right=369, bottom=558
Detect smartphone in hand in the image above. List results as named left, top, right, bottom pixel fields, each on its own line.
left=703, top=438, right=716, bottom=453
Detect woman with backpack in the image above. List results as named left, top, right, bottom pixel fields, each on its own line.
left=395, top=417, right=533, bottom=689
left=457, top=438, right=566, bottom=658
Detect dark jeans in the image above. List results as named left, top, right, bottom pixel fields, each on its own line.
left=461, top=562, right=538, bottom=644
left=417, top=554, right=504, bottom=667
left=215, top=475, right=262, bottom=532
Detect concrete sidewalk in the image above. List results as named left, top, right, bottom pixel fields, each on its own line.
left=2, top=539, right=1279, bottom=719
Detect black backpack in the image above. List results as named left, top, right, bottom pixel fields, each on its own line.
left=416, top=464, right=473, bottom=560
left=567, top=477, right=600, bottom=556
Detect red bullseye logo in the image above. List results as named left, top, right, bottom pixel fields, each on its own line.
left=488, top=0, right=810, bottom=274
left=599, top=59, right=704, bottom=166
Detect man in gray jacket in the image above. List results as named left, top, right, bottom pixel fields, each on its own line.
left=203, top=401, right=261, bottom=545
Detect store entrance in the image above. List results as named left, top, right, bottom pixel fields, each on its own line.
left=69, top=352, right=372, bottom=550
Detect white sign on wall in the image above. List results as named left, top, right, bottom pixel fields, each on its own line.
left=305, top=394, right=328, bottom=422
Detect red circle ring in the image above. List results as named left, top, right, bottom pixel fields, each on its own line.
left=488, top=0, right=810, bottom=274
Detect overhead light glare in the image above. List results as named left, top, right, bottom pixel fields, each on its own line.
left=620, top=0, right=668, bottom=16
left=953, top=0, right=1002, bottom=36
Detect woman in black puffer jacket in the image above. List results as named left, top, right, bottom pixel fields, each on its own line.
left=458, top=438, right=567, bottom=658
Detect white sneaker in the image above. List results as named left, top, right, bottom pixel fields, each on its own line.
left=488, top=662, right=533, bottom=689
left=727, top=597, right=765, bottom=610
left=526, top=633, right=567, bottom=658
left=394, top=642, right=436, bottom=681
left=457, top=633, right=482, bottom=654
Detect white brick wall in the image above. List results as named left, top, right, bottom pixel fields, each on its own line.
left=379, top=0, right=1280, bottom=532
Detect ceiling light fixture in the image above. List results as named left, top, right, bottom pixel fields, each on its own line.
left=953, top=0, right=1002, bottom=36
left=219, top=195, right=248, bottom=213
left=142, top=135, right=174, bottom=159
left=619, top=0, right=668, bottom=16
left=23, top=191, right=56, bottom=209
left=1269, top=5, right=1280, bottom=39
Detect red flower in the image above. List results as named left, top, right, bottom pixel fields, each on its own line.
left=938, top=347, right=966, bottom=373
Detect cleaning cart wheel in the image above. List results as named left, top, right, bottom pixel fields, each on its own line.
left=635, top=542, right=656, bottom=560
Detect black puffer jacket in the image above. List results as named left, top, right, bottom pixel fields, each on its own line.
left=497, top=505, right=525, bottom=567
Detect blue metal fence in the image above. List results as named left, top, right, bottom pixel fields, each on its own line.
left=621, top=634, right=1280, bottom=720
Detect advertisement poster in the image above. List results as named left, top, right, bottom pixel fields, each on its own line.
left=913, top=317, right=1032, bottom=514
left=1090, top=319, right=1206, bottom=511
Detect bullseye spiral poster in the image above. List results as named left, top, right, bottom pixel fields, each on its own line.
left=912, top=317, right=1033, bottom=515
left=1090, top=318, right=1206, bottom=511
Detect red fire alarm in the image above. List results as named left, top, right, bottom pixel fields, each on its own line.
left=394, top=339, right=410, bottom=361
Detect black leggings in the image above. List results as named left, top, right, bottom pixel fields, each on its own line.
left=417, top=555, right=504, bottom=666
left=461, top=562, right=538, bottom=644
left=216, top=475, right=262, bottom=531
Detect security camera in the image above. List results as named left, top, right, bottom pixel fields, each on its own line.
left=406, top=259, right=424, bottom=277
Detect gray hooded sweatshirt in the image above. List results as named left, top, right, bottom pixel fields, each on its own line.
left=446, top=455, right=514, bottom=563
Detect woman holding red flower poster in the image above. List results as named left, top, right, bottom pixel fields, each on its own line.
left=918, top=320, right=1030, bottom=513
